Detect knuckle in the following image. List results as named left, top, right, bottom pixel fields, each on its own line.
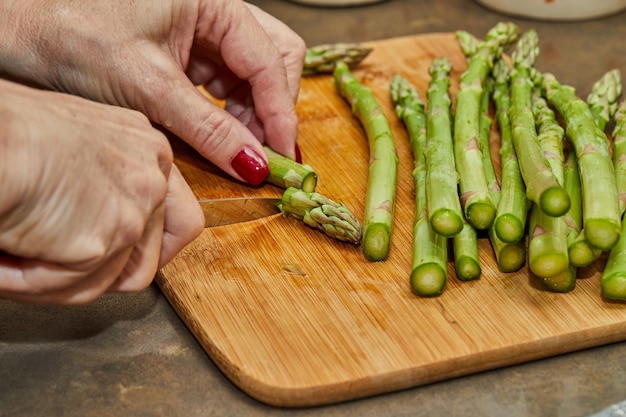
left=190, top=112, right=236, bottom=160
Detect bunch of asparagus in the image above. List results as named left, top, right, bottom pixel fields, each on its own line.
left=384, top=22, right=624, bottom=299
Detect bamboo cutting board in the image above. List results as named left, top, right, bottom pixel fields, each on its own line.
left=157, top=33, right=626, bottom=407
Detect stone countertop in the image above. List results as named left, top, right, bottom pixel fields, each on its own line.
left=2, top=1, right=626, bottom=416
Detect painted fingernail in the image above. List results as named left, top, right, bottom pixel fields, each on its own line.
left=295, top=144, right=302, bottom=164
left=231, top=147, right=269, bottom=186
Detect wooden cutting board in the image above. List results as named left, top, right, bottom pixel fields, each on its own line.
left=157, top=33, right=626, bottom=407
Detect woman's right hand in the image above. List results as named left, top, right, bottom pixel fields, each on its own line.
left=0, top=79, right=204, bottom=305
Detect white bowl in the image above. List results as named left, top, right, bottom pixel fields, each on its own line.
left=475, top=0, right=626, bottom=21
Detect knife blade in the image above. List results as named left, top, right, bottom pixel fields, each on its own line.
left=199, top=197, right=282, bottom=228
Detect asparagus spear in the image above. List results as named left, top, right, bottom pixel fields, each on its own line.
left=279, top=187, right=362, bottom=244
left=601, top=99, right=626, bottom=300
left=614, top=99, right=626, bottom=213
left=509, top=30, right=570, bottom=218
left=563, top=148, right=601, bottom=267
left=602, top=215, right=626, bottom=300
left=390, top=74, right=448, bottom=296
left=476, top=60, right=526, bottom=272
left=455, top=30, right=480, bottom=60
left=586, top=68, right=622, bottom=132
left=334, top=62, right=398, bottom=261
left=544, top=73, right=621, bottom=251
left=539, top=266, right=577, bottom=293
left=528, top=202, right=570, bottom=280
left=453, top=22, right=520, bottom=230
left=453, top=218, right=482, bottom=281
left=303, top=43, right=373, bottom=76
left=264, top=146, right=318, bottom=192
left=424, top=58, right=464, bottom=237
left=527, top=81, right=574, bottom=289
left=491, top=60, right=528, bottom=244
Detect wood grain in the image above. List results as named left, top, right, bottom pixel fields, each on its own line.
left=156, top=33, right=626, bottom=407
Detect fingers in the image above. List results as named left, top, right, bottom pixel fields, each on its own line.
left=157, top=164, right=204, bottom=268
left=148, top=1, right=301, bottom=173
left=0, top=247, right=133, bottom=305
left=214, top=4, right=300, bottom=160
left=244, top=3, right=305, bottom=103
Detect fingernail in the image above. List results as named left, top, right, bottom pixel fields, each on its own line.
left=295, top=144, right=302, bottom=164
left=231, top=147, right=268, bottom=186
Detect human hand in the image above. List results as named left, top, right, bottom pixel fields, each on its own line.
left=1, top=0, right=306, bottom=185
left=0, top=79, right=204, bottom=305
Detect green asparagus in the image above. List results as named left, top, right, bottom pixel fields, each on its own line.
left=586, top=68, right=622, bottom=132
left=563, top=148, right=601, bottom=267
left=484, top=62, right=526, bottom=272
left=509, top=30, right=570, bottom=218
left=491, top=59, right=528, bottom=244
left=453, top=219, right=482, bottom=281
left=453, top=22, right=520, bottom=230
left=424, top=58, right=464, bottom=237
left=390, top=74, right=448, bottom=296
left=600, top=98, right=626, bottom=300
left=264, top=146, right=318, bottom=192
left=614, top=99, right=626, bottom=213
left=279, top=187, right=362, bottom=244
left=303, top=43, right=373, bottom=76
left=527, top=77, right=574, bottom=289
left=544, top=73, right=621, bottom=250
left=334, top=62, right=398, bottom=261
left=528, top=202, right=570, bottom=279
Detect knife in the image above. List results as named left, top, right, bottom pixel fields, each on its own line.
left=199, top=197, right=282, bottom=228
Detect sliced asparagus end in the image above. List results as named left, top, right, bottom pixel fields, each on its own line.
left=539, top=186, right=571, bottom=217
left=301, top=173, right=318, bottom=193
left=430, top=209, right=464, bottom=237
left=497, top=243, right=526, bottom=272
left=568, top=241, right=601, bottom=268
left=585, top=219, right=621, bottom=250
left=465, top=202, right=496, bottom=230
left=410, top=263, right=447, bottom=297
left=602, top=274, right=626, bottom=301
left=455, top=256, right=481, bottom=281
left=539, top=267, right=577, bottom=293
left=529, top=252, right=569, bottom=278
left=362, top=223, right=391, bottom=261
left=494, top=214, right=525, bottom=243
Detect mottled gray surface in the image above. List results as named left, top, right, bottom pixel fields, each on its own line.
left=2, top=1, right=626, bottom=416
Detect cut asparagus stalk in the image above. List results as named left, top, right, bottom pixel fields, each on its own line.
left=528, top=202, right=570, bottom=280
left=601, top=99, right=626, bottom=300
left=453, top=219, right=482, bottom=281
left=509, top=30, right=570, bottom=218
left=528, top=75, right=574, bottom=290
left=483, top=62, right=526, bottom=272
left=539, top=266, right=577, bottom=293
left=279, top=187, right=362, bottom=244
left=264, top=146, right=318, bottom=192
left=544, top=73, right=621, bottom=250
left=563, top=148, right=601, bottom=267
left=334, top=62, right=398, bottom=261
left=492, top=59, right=528, bottom=244
left=612, top=98, right=626, bottom=213
left=390, top=74, right=448, bottom=296
left=424, top=57, right=464, bottom=237
left=303, top=43, right=373, bottom=76
left=453, top=22, right=520, bottom=230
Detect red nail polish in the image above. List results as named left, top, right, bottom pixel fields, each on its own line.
left=231, top=147, right=268, bottom=186
left=295, top=144, right=302, bottom=164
